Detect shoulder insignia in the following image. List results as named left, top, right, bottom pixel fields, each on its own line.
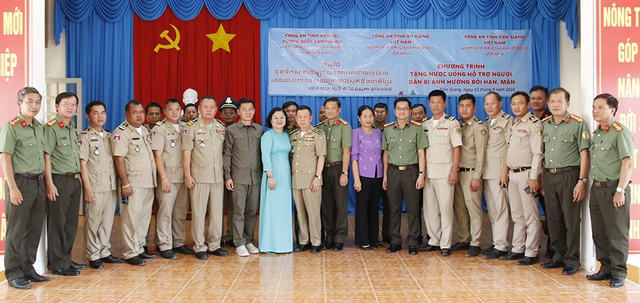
left=290, top=129, right=300, bottom=135
left=484, top=116, right=491, bottom=122
left=384, top=122, right=395, bottom=128
left=541, top=116, right=552, bottom=123
left=474, top=117, right=482, bottom=124
left=9, top=118, right=20, bottom=126
left=156, top=120, right=165, bottom=126
left=80, top=130, right=89, bottom=135
left=410, top=120, right=422, bottom=126
left=529, top=115, right=540, bottom=123
left=446, top=115, right=456, bottom=121
left=215, top=118, right=224, bottom=125
left=337, top=118, right=348, bottom=125
left=47, top=119, right=57, bottom=126
left=314, top=122, right=323, bottom=128
left=186, top=120, right=195, bottom=127
left=570, top=114, right=583, bottom=122
left=421, top=117, right=428, bottom=123
left=118, top=122, right=128, bottom=130
left=501, top=112, right=511, bottom=119
left=613, top=122, right=623, bottom=132
left=313, top=127, right=325, bottom=135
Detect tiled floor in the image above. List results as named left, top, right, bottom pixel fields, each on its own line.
left=1, top=214, right=640, bottom=302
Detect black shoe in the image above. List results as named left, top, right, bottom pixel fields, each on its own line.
left=24, top=272, right=50, bottom=282
left=517, top=256, right=539, bottom=266
left=8, top=277, right=31, bottom=290
left=294, top=244, right=310, bottom=252
left=159, top=249, right=178, bottom=260
left=102, top=255, right=124, bottom=263
left=52, top=266, right=80, bottom=276
left=322, top=242, right=334, bottom=250
left=610, top=275, right=625, bottom=288
left=466, top=246, right=482, bottom=257
left=541, top=259, right=565, bottom=269
left=441, top=249, right=451, bottom=256
left=586, top=271, right=611, bottom=281
left=143, top=246, right=149, bottom=254
left=545, top=249, right=555, bottom=259
left=223, top=240, right=236, bottom=248
left=500, top=252, right=525, bottom=260
left=311, top=246, right=322, bottom=254
left=195, top=252, right=209, bottom=260
left=358, top=245, right=374, bottom=251
left=482, top=245, right=495, bottom=254
left=139, top=252, right=157, bottom=259
left=173, top=245, right=195, bottom=254
left=333, top=243, right=344, bottom=252
left=419, top=244, right=440, bottom=252
left=386, top=244, right=401, bottom=253
left=89, top=259, right=103, bottom=269
left=483, top=249, right=507, bottom=259
left=408, top=246, right=418, bottom=255
left=126, top=256, right=146, bottom=266
left=208, top=248, right=229, bottom=257
left=374, top=243, right=385, bottom=248
left=451, top=242, right=470, bottom=251
left=563, top=264, right=578, bottom=275
left=70, top=261, right=87, bottom=270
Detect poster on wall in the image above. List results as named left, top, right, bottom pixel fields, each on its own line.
left=268, top=28, right=531, bottom=97
left=0, top=0, right=30, bottom=254
left=596, top=0, right=640, bottom=252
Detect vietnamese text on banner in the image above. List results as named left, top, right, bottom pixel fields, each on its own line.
left=268, top=29, right=531, bottom=97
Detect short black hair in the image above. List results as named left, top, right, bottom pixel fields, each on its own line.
left=184, top=103, right=198, bottom=112
left=511, top=91, right=530, bottom=103
left=85, top=100, right=106, bottom=115
left=266, top=107, right=286, bottom=128
left=125, top=100, right=143, bottom=112
left=237, top=98, right=254, bottom=108
left=282, top=101, right=298, bottom=110
left=200, top=95, right=216, bottom=102
left=458, top=93, right=476, bottom=105
left=529, top=85, right=549, bottom=97
left=374, top=102, right=388, bottom=111
left=594, top=93, right=619, bottom=116
left=357, top=105, right=374, bottom=117
left=485, top=91, right=502, bottom=101
left=324, top=97, right=341, bottom=108
left=394, top=97, right=411, bottom=108
left=428, top=89, right=446, bottom=100
left=165, top=98, right=181, bottom=108
left=55, top=92, right=79, bottom=105
left=549, top=87, right=570, bottom=102
left=146, top=102, right=162, bottom=113
left=298, top=105, right=312, bottom=116
left=411, top=103, right=426, bottom=111
left=17, top=87, right=41, bottom=102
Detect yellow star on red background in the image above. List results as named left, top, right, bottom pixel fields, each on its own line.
left=206, top=24, right=236, bottom=53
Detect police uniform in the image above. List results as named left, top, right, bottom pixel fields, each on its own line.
left=223, top=121, right=263, bottom=248
left=542, top=112, right=589, bottom=266
left=590, top=119, right=633, bottom=278
left=79, top=126, right=117, bottom=262
left=151, top=120, right=190, bottom=252
left=453, top=116, right=487, bottom=248
left=0, top=114, right=46, bottom=282
left=483, top=111, right=514, bottom=253
left=220, top=99, right=238, bottom=246
left=316, top=118, right=352, bottom=246
left=111, top=121, right=157, bottom=260
left=182, top=119, right=225, bottom=253
left=44, top=115, right=82, bottom=271
left=383, top=120, right=429, bottom=247
left=506, top=112, right=543, bottom=258
left=423, top=115, right=462, bottom=250
left=290, top=127, right=326, bottom=248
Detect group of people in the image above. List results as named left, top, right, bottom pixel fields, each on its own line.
left=0, top=85, right=632, bottom=290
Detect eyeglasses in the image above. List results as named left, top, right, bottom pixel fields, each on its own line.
left=374, top=111, right=386, bottom=115
left=395, top=107, right=410, bottom=112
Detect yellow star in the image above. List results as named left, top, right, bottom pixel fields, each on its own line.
left=206, top=24, right=236, bottom=53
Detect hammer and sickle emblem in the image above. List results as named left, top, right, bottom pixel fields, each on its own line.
left=154, top=24, right=181, bottom=53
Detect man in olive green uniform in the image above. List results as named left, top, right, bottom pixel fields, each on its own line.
left=1, top=87, right=48, bottom=289
left=383, top=97, right=428, bottom=255
left=291, top=105, right=326, bottom=254
left=79, top=100, right=122, bottom=269
left=112, top=100, right=158, bottom=266
left=453, top=94, right=487, bottom=257
left=220, top=97, right=238, bottom=247
left=502, top=92, right=543, bottom=265
left=44, top=92, right=85, bottom=276
left=151, top=99, right=192, bottom=260
left=482, top=92, right=514, bottom=259
left=587, top=93, right=633, bottom=288
left=540, top=87, right=589, bottom=276
left=422, top=90, right=462, bottom=257
left=316, top=97, right=351, bottom=251
left=183, top=95, right=228, bottom=260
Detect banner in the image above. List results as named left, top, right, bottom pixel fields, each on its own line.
left=596, top=0, right=640, bottom=252
left=0, top=0, right=29, bottom=254
left=268, top=29, right=531, bottom=97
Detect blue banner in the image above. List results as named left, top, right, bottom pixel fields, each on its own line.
left=268, top=29, right=531, bottom=97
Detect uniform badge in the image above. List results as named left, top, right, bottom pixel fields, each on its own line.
left=170, top=140, right=176, bottom=148
left=182, top=128, right=188, bottom=135
left=150, top=130, right=156, bottom=137
left=582, top=130, right=589, bottom=139
left=21, top=120, right=27, bottom=128
left=94, top=146, right=100, bottom=156
left=536, top=128, right=543, bottom=136
left=9, top=118, right=20, bottom=126
left=199, top=141, right=206, bottom=148
left=613, top=122, right=623, bottom=132
left=480, top=128, right=487, bottom=136
left=135, top=145, right=141, bottom=153
left=78, top=139, right=83, bottom=147
left=59, top=121, right=65, bottom=129
left=113, top=134, right=121, bottom=142
left=604, top=124, right=610, bottom=132
left=456, top=127, right=461, bottom=134
left=566, top=116, right=571, bottom=124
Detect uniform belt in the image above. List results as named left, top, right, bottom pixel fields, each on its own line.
left=389, top=163, right=418, bottom=171
left=459, top=167, right=475, bottom=172
left=510, top=167, right=531, bottom=173
left=546, top=166, right=579, bottom=174
left=54, top=173, right=80, bottom=179
left=324, top=161, right=342, bottom=168
left=593, top=180, right=618, bottom=188
left=14, top=173, right=44, bottom=180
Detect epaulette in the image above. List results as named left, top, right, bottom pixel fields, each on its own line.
left=186, top=119, right=196, bottom=126
left=541, top=116, right=552, bottom=123
left=613, top=122, right=623, bottom=132
left=80, top=129, right=89, bottom=135
left=156, top=120, right=165, bottom=126
left=47, top=119, right=57, bottom=126
left=118, top=122, right=128, bottom=130
left=445, top=115, right=456, bottom=121
left=484, top=116, right=491, bottom=122
left=570, top=114, right=583, bottom=122
left=529, top=115, right=540, bottom=123
left=336, top=118, right=348, bottom=125
left=313, top=127, right=325, bottom=135
left=9, top=118, right=20, bottom=126
left=500, top=112, right=511, bottom=119
left=314, top=121, right=323, bottom=128
left=384, top=122, right=395, bottom=128
left=410, top=120, right=422, bottom=126
left=421, top=117, right=429, bottom=123
left=215, top=118, right=224, bottom=125
left=290, top=129, right=300, bottom=136
left=473, top=117, right=482, bottom=124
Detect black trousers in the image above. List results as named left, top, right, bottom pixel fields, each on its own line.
left=355, top=176, right=382, bottom=246
left=46, top=175, right=81, bottom=270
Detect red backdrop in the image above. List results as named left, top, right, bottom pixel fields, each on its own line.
left=133, top=5, right=261, bottom=123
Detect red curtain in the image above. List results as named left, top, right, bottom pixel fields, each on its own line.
left=133, top=5, right=261, bottom=123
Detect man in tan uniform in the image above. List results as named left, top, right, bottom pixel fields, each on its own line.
left=79, top=100, right=122, bottom=269
left=482, top=92, right=514, bottom=259
left=501, top=92, right=543, bottom=265
left=111, top=100, right=157, bottom=266
left=151, top=99, right=192, bottom=260
left=453, top=94, right=487, bottom=257
left=291, top=105, right=326, bottom=254
left=422, top=90, right=462, bottom=256
left=183, top=95, right=228, bottom=260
